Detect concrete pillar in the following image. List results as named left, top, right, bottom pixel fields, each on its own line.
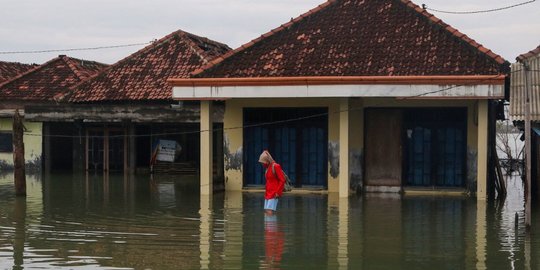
left=201, top=101, right=214, bottom=195
left=477, top=100, right=488, bottom=200
left=339, top=98, right=350, bottom=197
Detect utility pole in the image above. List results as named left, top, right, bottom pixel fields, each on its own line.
left=520, top=60, right=532, bottom=229
left=12, top=109, right=26, bottom=196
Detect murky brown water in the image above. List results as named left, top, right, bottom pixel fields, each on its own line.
left=0, top=172, right=538, bottom=269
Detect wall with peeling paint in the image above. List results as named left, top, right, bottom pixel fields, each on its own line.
left=223, top=98, right=341, bottom=192
left=0, top=119, right=42, bottom=174
left=221, top=97, right=484, bottom=194
left=349, top=98, right=364, bottom=193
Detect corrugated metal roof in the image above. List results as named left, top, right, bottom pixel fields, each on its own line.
left=510, top=50, right=540, bottom=121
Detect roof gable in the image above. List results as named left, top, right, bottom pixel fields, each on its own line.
left=0, top=56, right=107, bottom=102
left=68, top=29, right=230, bottom=103
left=194, top=0, right=505, bottom=78
left=0, top=61, right=38, bottom=84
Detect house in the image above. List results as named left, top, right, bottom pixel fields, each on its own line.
left=509, top=44, right=540, bottom=199
left=0, top=60, right=38, bottom=172
left=170, top=0, right=509, bottom=199
left=25, top=30, right=231, bottom=175
left=0, top=56, right=106, bottom=173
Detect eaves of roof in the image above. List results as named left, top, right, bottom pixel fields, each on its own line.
left=169, top=75, right=506, bottom=87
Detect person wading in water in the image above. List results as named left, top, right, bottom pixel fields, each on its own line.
left=259, top=150, right=286, bottom=215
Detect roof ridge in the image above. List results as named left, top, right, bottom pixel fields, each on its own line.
left=61, top=56, right=107, bottom=80
left=190, top=0, right=337, bottom=76
left=62, top=56, right=87, bottom=81
left=179, top=31, right=213, bottom=64
left=184, top=31, right=231, bottom=52
left=63, top=28, right=228, bottom=102
left=0, top=57, right=60, bottom=89
left=72, top=29, right=205, bottom=83
left=62, top=30, right=187, bottom=101
left=182, top=32, right=232, bottom=63
left=399, top=0, right=505, bottom=65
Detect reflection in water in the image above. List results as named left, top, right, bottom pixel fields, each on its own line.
left=13, top=197, right=26, bottom=270
left=0, top=173, right=538, bottom=269
left=199, top=195, right=212, bottom=270
left=261, top=214, right=284, bottom=269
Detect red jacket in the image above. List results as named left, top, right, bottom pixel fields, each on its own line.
left=264, top=162, right=286, bottom=199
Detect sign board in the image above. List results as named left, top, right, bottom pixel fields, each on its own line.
left=156, top=140, right=181, bottom=162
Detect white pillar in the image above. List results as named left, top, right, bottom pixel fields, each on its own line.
left=200, top=101, right=213, bottom=195
left=339, top=98, right=350, bottom=197
left=477, top=100, right=488, bottom=200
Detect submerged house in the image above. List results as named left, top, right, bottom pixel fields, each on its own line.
left=170, top=0, right=508, bottom=199
left=26, top=30, right=230, bottom=175
left=510, top=44, right=540, bottom=198
left=0, top=56, right=106, bottom=173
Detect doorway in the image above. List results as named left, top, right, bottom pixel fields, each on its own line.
left=86, top=127, right=127, bottom=172
left=403, top=108, right=467, bottom=188
left=243, top=108, right=328, bottom=188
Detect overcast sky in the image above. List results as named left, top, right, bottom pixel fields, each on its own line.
left=1, top=0, right=539, bottom=65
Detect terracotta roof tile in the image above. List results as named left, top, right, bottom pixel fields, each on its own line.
left=68, top=29, right=230, bottom=103
left=0, top=56, right=106, bottom=102
left=0, top=61, right=38, bottom=84
left=193, top=0, right=506, bottom=78
left=517, top=44, right=540, bottom=61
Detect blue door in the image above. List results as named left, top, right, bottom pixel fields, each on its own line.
left=244, top=108, right=327, bottom=187
left=404, top=108, right=466, bottom=187
left=301, top=127, right=326, bottom=186
left=244, top=126, right=269, bottom=186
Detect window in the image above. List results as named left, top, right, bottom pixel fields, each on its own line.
left=0, top=132, right=13, bottom=152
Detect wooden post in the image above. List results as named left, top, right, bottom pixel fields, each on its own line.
left=12, top=109, right=26, bottom=196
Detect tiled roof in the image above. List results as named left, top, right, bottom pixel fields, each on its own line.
left=0, top=61, right=38, bottom=84
left=517, top=44, right=540, bottom=62
left=194, top=0, right=506, bottom=78
left=0, top=56, right=107, bottom=102
left=68, top=29, right=231, bottom=103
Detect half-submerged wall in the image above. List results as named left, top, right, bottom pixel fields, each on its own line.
left=0, top=118, right=42, bottom=173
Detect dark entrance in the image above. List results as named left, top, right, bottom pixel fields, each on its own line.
left=243, top=108, right=328, bottom=188
left=48, top=123, right=74, bottom=172
left=403, top=108, right=467, bottom=187
left=86, top=128, right=126, bottom=172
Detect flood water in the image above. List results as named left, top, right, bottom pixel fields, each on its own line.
left=0, top=172, right=538, bottom=269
